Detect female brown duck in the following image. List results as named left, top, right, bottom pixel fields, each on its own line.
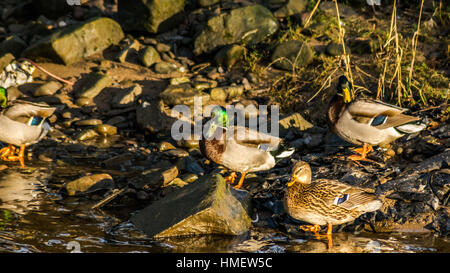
left=284, top=161, right=382, bottom=247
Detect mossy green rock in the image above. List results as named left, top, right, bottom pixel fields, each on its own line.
left=118, top=0, right=185, bottom=34
left=23, top=17, right=124, bottom=65
left=194, top=4, right=279, bottom=55
left=130, top=174, right=251, bottom=237
left=271, top=40, right=314, bottom=70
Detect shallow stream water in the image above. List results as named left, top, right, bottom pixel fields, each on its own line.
left=0, top=164, right=448, bottom=253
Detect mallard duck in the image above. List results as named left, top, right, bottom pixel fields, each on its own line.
left=327, top=75, right=427, bottom=161
left=200, top=106, right=294, bottom=189
left=284, top=161, right=382, bottom=247
left=0, top=86, right=56, bottom=168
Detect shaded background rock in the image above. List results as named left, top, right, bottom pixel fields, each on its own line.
left=193, top=4, right=279, bottom=55
left=271, top=40, right=314, bottom=70
left=118, top=0, right=185, bottom=34
left=23, top=17, right=124, bottom=65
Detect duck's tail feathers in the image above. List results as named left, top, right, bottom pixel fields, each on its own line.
left=268, top=143, right=295, bottom=162
left=395, top=117, right=428, bottom=134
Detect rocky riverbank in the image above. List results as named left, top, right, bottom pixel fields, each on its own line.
left=0, top=0, right=448, bottom=247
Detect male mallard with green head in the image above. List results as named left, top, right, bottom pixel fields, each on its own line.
left=327, top=75, right=427, bottom=161
left=0, top=86, right=55, bottom=167
left=284, top=161, right=382, bottom=247
left=200, top=106, right=294, bottom=189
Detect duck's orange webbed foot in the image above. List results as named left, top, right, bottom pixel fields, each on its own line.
left=225, top=172, right=237, bottom=185
left=2, top=144, right=26, bottom=168
left=300, top=224, right=321, bottom=236
left=348, top=144, right=375, bottom=162
left=0, top=144, right=16, bottom=160
left=233, top=172, right=247, bottom=189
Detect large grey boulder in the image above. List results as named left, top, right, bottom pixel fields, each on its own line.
left=194, top=4, right=279, bottom=55
left=118, top=0, right=185, bottom=34
left=23, top=17, right=124, bottom=65
left=130, top=174, right=252, bottom=238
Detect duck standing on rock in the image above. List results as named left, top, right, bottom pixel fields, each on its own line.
left=284, top=161, right=382, bottom=248
left=327, top=75, right=427, bottom=161
left=200, top=106, right=294, bottom=189
left=0, top=86, right=56, bottom=168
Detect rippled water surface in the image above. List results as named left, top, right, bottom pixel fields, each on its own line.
left=0, top=166, right=448, bottom=253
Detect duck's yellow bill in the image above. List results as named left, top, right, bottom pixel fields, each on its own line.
left=287, top=176, right=297, bottom=187
left=343, top=87, right=352, bottom=103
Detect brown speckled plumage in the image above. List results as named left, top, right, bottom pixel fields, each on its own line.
left=284, top=162, right=382, bottom=226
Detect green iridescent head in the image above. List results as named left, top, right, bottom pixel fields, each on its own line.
left=206, top=106, right=229, bottom=138
left=0, top=87, right=7, bottom=108
left=211, top=106, right=228, bottom=127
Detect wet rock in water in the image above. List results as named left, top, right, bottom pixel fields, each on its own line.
left=33, top=81, right=63, bottom=97
left=160, top=83, right=210, bottom=106
left=177, top=156, right=205, bottom=176
left=74, top=119, right=103, bottom=126
left=130, top=174, right=251, bottom=237
left=271, top=40, right=314, bottom=70
left=319, top=1, right=358, bottom=18
left=273, top=0, right=308, bottom=18
left=0, top=35, right=27, bottom=57
left=193, top=4, right=279, bottom=55
left=214, top=44, right=246, bottom=70
left=176, top=139, right=199, bottom=149
left=102, top=153, right=134, bottom=169
left=210, top=85, right=244, bottom=101
left=77, top=129, right=100, bottom=141
left=64, top=174, right=115, bottom=196
left=129, top=165, right=179, bottom=190
left=112, top=84, right=142, bottom=108
left=158, top=141, right=176, bottom=152
left=94, top=124, right=117, bottom=136
left=165, top=177, right=188, bottom=188
left=139, top=46, right=161, bottom=67
left=76, top=72, right=112, bottom=99
left=326, top=43, right=351, bottom=56
left=23, top=17, right=124, bottom=65
left=118, top=0, right=185, bottom=34
left=279, top=112, right=314, bottom=136
left=164, top=148, right=189, bottom=158
left=182, top=173, right=199, bottom=183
